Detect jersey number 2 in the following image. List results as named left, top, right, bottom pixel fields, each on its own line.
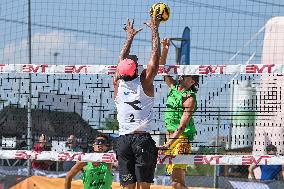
left=130, top=114, right=135, bottom=122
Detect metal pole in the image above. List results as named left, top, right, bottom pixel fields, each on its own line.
left=228, top=82, right=234, bottom=149
left=27, top=0, right=33, bottom=176
left=98, top=79, right=103, bottom=128
left=54, top=52, right=60, bottom=171
left=213, top=107, right=220, bottom=188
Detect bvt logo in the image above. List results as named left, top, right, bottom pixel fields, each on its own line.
left=242, top=156, right=271, bottom=165
left=58, top=152, right=85, bottom=161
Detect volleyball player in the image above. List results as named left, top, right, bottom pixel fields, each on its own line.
left=159, top=38, right=199, bottom=189
left=113, top=17, right=160, bottom=189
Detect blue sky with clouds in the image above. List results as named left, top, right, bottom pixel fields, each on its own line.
left=1, top=0, right=283, bottom=66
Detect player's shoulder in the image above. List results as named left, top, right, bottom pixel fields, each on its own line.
left=184, top=93, right=192, bottom=98
left=183, top=94, right=194, bottom=104
left=184, top=89, right=197, bottom=98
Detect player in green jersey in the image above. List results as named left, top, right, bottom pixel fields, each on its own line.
left=159, top=38, right=199, bottom=189
left=65, top=135, right=113, bottom=189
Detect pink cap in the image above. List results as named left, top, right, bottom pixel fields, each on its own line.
left=117, top=58, right=137, bottom=77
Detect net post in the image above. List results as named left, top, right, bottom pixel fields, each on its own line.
left=213, top=107, right=221, bottom=188
left=27, top=0, right=33, bottom=176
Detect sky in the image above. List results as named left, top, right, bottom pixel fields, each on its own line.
left=1, top=0, right=283, bottom=66
left=0, top=0, right=283, bottom=145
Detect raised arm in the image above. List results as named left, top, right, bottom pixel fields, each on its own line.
left=143, top=17, right=161, bottom=84
left=159, top=38, right=170, bottom=66
left=64, top=162, right=86, bottom=189
left=113, top=19, right=143, bottom=97
left=119, top=19, right=142, bottom=62
left=159, top=38, right=175, bottom=88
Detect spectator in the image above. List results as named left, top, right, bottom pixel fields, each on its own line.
left=63, top=134, right=82, bottom=172
left=249, top=144, right=284, bottom=181
left=32, top=134, right=51, bottom=170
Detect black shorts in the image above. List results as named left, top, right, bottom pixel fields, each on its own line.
left=116, top=133, right=158, bottom=186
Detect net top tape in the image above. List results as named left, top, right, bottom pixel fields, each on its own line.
left=1, top=150, right=284, bottom=165
left=0, top=64, right=281, bottom=75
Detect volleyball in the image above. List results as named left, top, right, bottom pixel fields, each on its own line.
left=150, top=2, right=170, bottom=22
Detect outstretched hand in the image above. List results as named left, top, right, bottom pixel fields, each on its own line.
left=161, top=38, right=170, bottom=48
left=124, top=19, right=143, bottom=38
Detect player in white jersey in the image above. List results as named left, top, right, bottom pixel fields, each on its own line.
left=113, top=17, right=160, bottom=189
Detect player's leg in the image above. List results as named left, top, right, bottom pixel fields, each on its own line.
left=132, top=133, right=158, bottom=189
left=117, top=135, right=137, bottom=188
left=167, top=134, right=191, bottom=189
left=122, top=183, right=136, bottom=189
left=172, top=168, right=187, bottom=189
left=136, top=182, right=151, bottom=189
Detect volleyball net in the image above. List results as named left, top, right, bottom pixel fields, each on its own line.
left=0, top=63, right=284, bottom=188
left=0, top=64, right=283, bottom=163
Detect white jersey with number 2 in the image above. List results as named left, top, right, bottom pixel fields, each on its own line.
left=115, top=77, right=154, bottom=135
